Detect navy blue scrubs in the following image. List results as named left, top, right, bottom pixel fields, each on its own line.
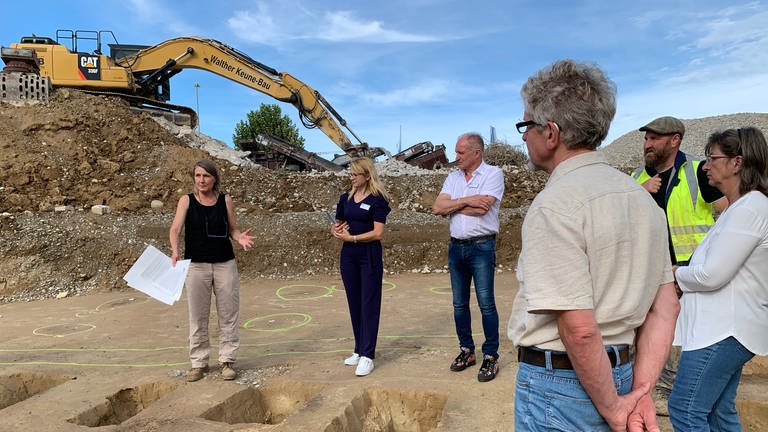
left=335, top=192, right=391, bottom=359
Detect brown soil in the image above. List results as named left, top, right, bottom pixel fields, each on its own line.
left=0, top=89, right=541, bottom=302
left=0, top=90, right=765, bottom=431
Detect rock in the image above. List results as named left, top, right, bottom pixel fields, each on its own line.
left=91, top=205, right=111, bottom=215
left=150, top=200, right=164, bottom=209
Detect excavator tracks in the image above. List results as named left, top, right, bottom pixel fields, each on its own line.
left=77, top=89, right=198, bottom=128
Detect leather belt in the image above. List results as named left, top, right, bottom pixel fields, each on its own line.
left=517, top=346, right=630, bottom=369
left=450, top=234, right=496, bottom=244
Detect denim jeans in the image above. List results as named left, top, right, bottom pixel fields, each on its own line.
left=668, top=336, right=755, bottom=431
left=514, top=348, right=634, bottom=431
left=448, top=237, right=499, bottom=357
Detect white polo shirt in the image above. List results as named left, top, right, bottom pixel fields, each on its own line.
left=439, top=161, right=504, bottom=239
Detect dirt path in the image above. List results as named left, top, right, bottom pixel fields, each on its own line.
left=0, top=273, right=765, bottom=431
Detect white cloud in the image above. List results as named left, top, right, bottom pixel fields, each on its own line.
left=664, top=6, right=768, bottom=85
left=227, top=4, right=288, bottom=46
left=315, top=11, right=439, bottom=43
left=126, top=0, right=198, bottom=35
left=227, top=2, right=441, bottom=46
left=357, top=79, right=455, bottom=107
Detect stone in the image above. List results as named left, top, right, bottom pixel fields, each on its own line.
left=91, top=205, right=111, bottom=215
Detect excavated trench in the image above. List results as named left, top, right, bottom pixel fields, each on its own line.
left=326, top=387, right=448, bottom=432
left=0, top=372, right=73, bottom=410
left=67, top=381, right=182, bottom=427
left=201, top=380, right=324, bottom=425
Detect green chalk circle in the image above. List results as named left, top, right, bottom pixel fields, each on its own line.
left=428, top=285, right=452, bottom=294
left=382, top=279, right=396, bottom=292
left=242, top=313, right=312, bottom=332
left=33, top=323, right=96, bottom=337
left=276, top=284, right=334, bottom=300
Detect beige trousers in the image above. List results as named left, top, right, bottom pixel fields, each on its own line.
left=186, top=259, right=240, bottom=367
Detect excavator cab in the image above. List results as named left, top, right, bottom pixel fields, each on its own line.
left=19, top=36, right=58, bottom=45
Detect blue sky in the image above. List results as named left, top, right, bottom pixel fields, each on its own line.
left=3, top=1, right=767, bottom=160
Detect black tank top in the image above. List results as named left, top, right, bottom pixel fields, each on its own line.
left=184, top=193, right=235, bottom=263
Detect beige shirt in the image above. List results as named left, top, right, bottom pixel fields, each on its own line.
left=508, top=151, right=673, bottom=351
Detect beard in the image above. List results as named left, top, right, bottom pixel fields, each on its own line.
left=644, top=146, right=671, bottom=168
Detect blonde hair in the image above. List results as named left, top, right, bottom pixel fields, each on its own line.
left=347, top=157, right=389, bottom=200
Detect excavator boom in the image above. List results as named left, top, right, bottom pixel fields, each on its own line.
left=2, top=30, right=373, bottom=158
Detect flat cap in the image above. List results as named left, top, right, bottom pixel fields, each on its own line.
left=639, top=116, right=685, bottom=138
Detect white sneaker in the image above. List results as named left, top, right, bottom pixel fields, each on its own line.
left=344, top=353, right=360, bottom=366
left=355, top=356, right=374, bottom=376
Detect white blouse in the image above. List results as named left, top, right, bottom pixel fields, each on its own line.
left=674, top=191, right=768, bottom=355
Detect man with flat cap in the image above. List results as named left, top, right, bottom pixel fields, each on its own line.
left=632, top=115, right=727, bottom=413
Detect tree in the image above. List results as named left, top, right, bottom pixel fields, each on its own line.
left=232, top=103, right=306, bottom=150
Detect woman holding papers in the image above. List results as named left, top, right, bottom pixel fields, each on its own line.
left=169, top=159, right=254, bottom=382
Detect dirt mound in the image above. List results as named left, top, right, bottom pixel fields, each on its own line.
left=0, top=90, right=545, bottom=302
left=603, top=112, right=768, bottom=169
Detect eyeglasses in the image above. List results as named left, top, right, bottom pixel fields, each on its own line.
left=205, top=218, right=229, bottom=238
left=516, top=120, right=541, bottom=134
left=705, top=155, right=731, bottom=163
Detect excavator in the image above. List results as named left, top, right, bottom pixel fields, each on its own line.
left=0, top=29, right=377, bottom=158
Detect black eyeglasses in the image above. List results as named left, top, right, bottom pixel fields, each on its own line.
left=516, top=120, right=541, bottom=134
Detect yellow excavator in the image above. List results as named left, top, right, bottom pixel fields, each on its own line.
left=0, top=29, right=375, bottom=157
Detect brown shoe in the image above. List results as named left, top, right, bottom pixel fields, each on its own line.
left=186, top=365, right=209, bottom=382
left=221, top=362, right=236, bottom=380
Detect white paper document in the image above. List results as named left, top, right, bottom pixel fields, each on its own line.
left=123, top=245, right=189, bottom=305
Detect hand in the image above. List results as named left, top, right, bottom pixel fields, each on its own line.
left=627, top=393, right=660, bottom=432
left=238, top=228, right=255, bottom=251
left=331, top=222, right=349, bottom=239
left=171, top=252, right=179, bottom=268
left=642, top=175, right=661, bottom=193
left=671, top=266, right=682, bottom=297
left=462, top=194, right=495, bottom=211
left=602, top=382, right=650, bottom=432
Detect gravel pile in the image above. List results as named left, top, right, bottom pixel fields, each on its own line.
left=603, top=113, right=768, bottom=170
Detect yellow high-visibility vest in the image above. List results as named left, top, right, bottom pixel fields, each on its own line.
left=633, top=156, right=714, bottom=262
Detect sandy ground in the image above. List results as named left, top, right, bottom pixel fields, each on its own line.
left=1, top=273, right=766, bottom=432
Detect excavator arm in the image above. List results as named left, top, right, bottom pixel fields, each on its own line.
left=116, top=37, right=371, bottom=157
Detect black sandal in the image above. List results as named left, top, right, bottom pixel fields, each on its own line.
left=450, top=348, right=476, bottom=371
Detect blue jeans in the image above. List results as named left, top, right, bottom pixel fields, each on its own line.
left=668, top=336, right=755, bottom=431
left=514, top=348, right=634, bottom=431
left=448, top=237, right=498, bottom=357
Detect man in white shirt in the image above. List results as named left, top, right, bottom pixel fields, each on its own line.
left=432, top=132, right=505, bottom=382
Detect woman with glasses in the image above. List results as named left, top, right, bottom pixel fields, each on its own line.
left=331, top=158, right=391, bottom=376
left=169, top=159, right=254, bottom=382
left=669, top=127, right=768, bottom=431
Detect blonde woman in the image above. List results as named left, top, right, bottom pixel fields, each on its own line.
left=331, top=158, right=391, bottom=376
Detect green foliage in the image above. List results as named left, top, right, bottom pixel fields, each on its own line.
left=232, top=103, right=306, bottom=150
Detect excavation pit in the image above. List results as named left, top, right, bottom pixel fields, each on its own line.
left=737, top=399, right=768, bottom=430
left=67, top=381, right=182, bottom=427
left=0, top=372, right=73, bottom=410
left=201, top=380, right=324, bottom=425
left=326, top=386, right=448, bottom=432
